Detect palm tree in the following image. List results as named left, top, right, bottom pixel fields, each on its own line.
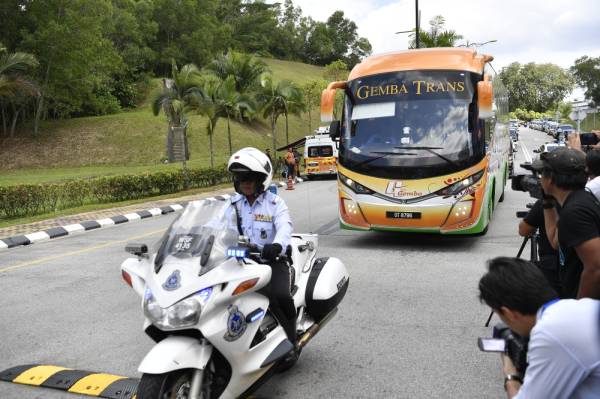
left=218, top=77, right=255, bottom=156
left=409, top=16, right=463, bottom=49
left=205, top=51, right=269, bottom=96
left=256, top=75, right=300, bottom=152
left=152, top=61, right=203, bottom=186
left=151, top=61, right=204, bottom=128
left=282, top=84, right=305, bottom=145
left=188, top=77, right=254, bottom=167
left=0, top=47, right=39, bottom=137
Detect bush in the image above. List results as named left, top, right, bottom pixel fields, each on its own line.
left=0, top=166, right=232, bottom=219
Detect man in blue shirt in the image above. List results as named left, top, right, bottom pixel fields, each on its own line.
left=227, top=147, right=296, bottom=344
left=478, top=257, right=600, bottom=398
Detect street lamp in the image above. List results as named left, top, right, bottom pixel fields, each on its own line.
left=395, top=0, right=420, bottom=48
left=457, top=39, right=497, bottom=48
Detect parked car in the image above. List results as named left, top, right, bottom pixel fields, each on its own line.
left=555, top=124, right=574, bottom=141
left=533, top=142, right=566, bottom=154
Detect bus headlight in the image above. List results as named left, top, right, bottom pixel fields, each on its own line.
left=338, top=172, right=375, bottom=194
left=436, top=170, right=484, bottom=197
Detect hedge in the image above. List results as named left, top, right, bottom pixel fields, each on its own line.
left=0, top=166, right=232, bottom=219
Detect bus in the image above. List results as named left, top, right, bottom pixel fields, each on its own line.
left=304, top=126, right=339, bottom=178
left=320, top=48, right=510, bottom=234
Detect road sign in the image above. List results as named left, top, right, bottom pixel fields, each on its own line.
left=569, top=108, right=587, bottom=121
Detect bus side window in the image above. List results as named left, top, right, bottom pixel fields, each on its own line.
left=483, top=120, right=492, bottom=150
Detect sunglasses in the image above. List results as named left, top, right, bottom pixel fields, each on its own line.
left=234, top=173, right=256, bottom=182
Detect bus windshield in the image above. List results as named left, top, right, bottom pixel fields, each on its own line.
left=340, top=70, right=485, bottom=179
left=308, top=145, right=334, bottom=157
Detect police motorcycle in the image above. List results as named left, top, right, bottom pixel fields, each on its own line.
left=120, top=198, right=349, bottom=399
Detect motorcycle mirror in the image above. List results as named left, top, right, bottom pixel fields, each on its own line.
left=200, top=235, right=215, bottom=267
left=125, top=243, right=148, bottom=257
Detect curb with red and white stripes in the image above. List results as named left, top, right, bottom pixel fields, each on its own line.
left=0, top=178, right=303, bottom=251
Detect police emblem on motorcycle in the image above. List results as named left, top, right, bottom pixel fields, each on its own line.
left=224, top=305, right=246, bottom=342
left=162, top=270, right=181, bottom=291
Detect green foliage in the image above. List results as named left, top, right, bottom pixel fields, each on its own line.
left=256, top=75, right=302, bottom=151
left=4, top=0, right=370, bottom=130
left=205, top=51, right=268, bottom=96
left=0, top=166, right=231, bottom=219
left=570, top=56, right=600, bottom=106
left=20, top=0, right=123, bottom=117
left=324, top=60, right=349, bottom=82
left=499, top=62, right=575, bottom=112
left=409, top=16, right=463, bottom=49
left=300, top=79, right=327, bottom=133
left=152, top=61, right=204, bottom=127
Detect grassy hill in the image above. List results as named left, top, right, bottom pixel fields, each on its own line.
left=0, top=58, right=326, bottom=186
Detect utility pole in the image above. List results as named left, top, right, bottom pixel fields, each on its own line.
left=415, top=0, right=420, bottom=49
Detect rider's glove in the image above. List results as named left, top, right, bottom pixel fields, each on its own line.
left=261, top=243, right=282, bottom=261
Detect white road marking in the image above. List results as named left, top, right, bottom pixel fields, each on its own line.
left=521, top=141, right=532, bottom=163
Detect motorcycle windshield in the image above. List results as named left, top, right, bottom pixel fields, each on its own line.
left=153, top=199, right=239, bottom=275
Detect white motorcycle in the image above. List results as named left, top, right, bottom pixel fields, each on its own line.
left=120, top=198, right=349, bottom=399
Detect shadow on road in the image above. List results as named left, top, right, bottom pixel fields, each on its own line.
left=330, top=230, right=480, bottom=253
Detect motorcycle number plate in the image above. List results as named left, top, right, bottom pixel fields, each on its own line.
left=386, top=211, right=421, bottom=219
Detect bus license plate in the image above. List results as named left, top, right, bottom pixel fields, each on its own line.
left=386, top=211, right=421, bottom=219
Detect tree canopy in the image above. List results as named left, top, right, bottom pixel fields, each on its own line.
left=499, top=62, right=575, bottom=112
left=1, top=0, right=371, bottom=129
left=571, top=56, right=600, bottom=106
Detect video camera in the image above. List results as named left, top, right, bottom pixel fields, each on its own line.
left=511, top=162, right=543, bottom=199
left=478, top=322, right=529, bottom=375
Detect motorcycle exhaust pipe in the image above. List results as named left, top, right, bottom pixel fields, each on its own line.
left=297, top=308, right=338, bottom=349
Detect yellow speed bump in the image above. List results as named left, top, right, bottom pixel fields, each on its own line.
left=12, top=365, right=69, bottom=386
left=68, top=373, right=126, bottom=396
left=1, top=364, right=139, bottom=398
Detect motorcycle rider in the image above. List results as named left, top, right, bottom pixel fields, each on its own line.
left=227, top=147, right=297, bottom=346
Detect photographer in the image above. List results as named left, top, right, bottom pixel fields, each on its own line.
left=532, top=148, right=600, bottom=299
left=478, top=257, right=600, bottom=398
left=585, top=148, right=600, bottom=200
left=518, top=200, right=561, bottom=294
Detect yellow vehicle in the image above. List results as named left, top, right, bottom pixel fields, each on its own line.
left=304, top=126, right=339, bottom=178
left=321, top=48, right=510, bottom=234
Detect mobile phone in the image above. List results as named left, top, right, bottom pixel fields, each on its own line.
left=477, top=337, right=506, bottom=352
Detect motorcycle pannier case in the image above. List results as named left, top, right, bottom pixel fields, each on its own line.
left=305, top=257, right=349, bottom=320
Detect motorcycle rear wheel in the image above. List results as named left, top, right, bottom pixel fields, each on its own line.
left=137, top=370, right=215, bottom=399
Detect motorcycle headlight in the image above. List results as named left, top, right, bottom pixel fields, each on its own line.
left=143, top=288, right=209, bottom=330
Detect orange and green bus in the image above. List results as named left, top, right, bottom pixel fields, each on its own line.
left=321, top=48, right=510, bottom=234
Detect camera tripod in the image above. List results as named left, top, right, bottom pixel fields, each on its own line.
left=484, top=209, right=539, bottom=327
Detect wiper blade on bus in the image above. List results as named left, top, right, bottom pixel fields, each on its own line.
left=393, top=146, right=459, bottom=167
left=354, top=151, right=416, bottom=167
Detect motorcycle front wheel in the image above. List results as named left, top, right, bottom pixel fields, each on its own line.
left=137, top=370, right=214, bottom=399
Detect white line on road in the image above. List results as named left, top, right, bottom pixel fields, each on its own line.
left=0, top=228, right=165, bottom=274
left=521, top=141, right=533, bottom=163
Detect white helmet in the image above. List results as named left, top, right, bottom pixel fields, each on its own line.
left=227, top=147, right=273, bottom=194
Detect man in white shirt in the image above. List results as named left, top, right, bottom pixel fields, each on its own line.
left=478, top=257, right=600, bottom=398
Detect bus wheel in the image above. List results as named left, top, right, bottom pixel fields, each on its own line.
left=499, top=188, right=505, bottom=202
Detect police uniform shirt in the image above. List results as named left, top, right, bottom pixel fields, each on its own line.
left=229, top=191, right=293, bottom=253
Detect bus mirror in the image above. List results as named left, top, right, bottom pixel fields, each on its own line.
left=477, top=80, right=494, bottom=120
left=329, top=121, right=341, bottom=139
left=320, top=81, right=346, bottom=122
left=321, top=89, right=336, bottom=122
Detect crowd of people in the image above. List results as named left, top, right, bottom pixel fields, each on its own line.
left=479, top=131, right=600, bottom=398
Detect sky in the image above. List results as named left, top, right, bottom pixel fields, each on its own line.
left=277, top=0, right=600, bottom=101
